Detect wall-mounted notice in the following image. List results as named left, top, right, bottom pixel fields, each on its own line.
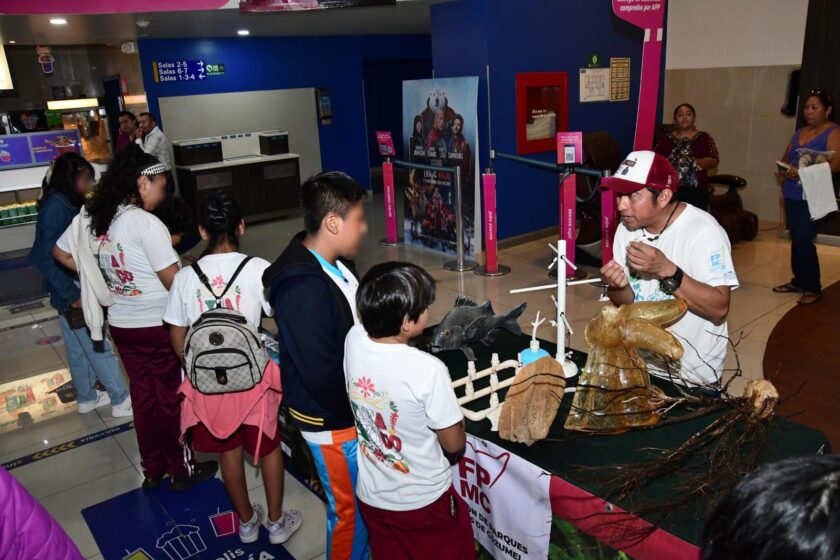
left=375, top=131, right=395, bottom=157
left=579, top=68, right=610, bottom=103
left=152, top=60, right=209, bottom=83
left=610, top=57, right=631, bottom=101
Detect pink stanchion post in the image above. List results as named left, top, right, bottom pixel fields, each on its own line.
left=379, top=160, right=403, bottom=246
left=475, top=172, right=510, bottom=276
left=601, top=189, right=617, bottom=265
left=560, top=176, right=577, bottom=276
left=555, top=132, right=584, bottom=279
left=483, top=173, right=498, bottom=272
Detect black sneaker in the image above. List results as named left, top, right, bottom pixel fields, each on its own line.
left=141, top=474, right=165, bottom=490
left=170, top=461, right=219, bottom=492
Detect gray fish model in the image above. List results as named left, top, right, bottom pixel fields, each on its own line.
left=431, top=296, right=527, bottom=361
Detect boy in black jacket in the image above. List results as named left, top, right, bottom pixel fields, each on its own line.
left=263, top=171, right=369, bottom=560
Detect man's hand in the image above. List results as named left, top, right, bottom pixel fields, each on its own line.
left=600, top=260, right=629, bottom=289
left=627, top=241, right=677, bottom=279
left=70, top=299, right=82, bottom=309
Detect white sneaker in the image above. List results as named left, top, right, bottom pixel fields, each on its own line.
left=239, top=503, right=264, bottom=544
left=266, top=509, right=303, bottom=545
left=111, top=396, right=133, bottom=418
left=77, top=390, right=110, bottom=414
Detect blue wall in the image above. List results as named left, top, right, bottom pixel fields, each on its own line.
left=138, top=35, right=432, bottom=187
left=431, top=0, right=645, bottom=239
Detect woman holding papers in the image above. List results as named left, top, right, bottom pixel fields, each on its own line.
left=775, top=90, right=840, bottom=305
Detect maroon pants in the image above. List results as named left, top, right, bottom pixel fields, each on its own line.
left=358, top=485, right=476, bottom=560
left=110, top=325, right=192, bottom=479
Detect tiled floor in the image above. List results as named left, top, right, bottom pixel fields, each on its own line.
left=1, top=194, right=837, bottom=559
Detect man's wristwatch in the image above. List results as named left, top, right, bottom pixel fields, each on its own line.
left=659, top=266, right=684, bottom=296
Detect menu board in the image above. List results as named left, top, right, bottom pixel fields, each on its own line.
left=0, top=129, right=83, bottom=170
left=29, top=130, right=82, bottom=163
left=0, top=136, right=34, bottom=168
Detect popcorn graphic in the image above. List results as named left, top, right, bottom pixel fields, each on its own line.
left=155, top=524, right=206, bottom=560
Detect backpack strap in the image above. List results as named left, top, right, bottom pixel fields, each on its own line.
left=191, top=256, right=253, bottom=305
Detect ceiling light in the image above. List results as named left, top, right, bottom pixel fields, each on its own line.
left=47, top=98, right=99, bottom=111
left=237, top=29, right=250, bottom=36
left=8, top=41, right=15, bottom=44
left=136, top=20, right=151, bottom=29
left=49, top=18, right=68, bottom=25
left=123, top=93, right=147, bottom=106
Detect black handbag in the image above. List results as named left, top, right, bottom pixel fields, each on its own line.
left=63, top=306, right=87, bottom=330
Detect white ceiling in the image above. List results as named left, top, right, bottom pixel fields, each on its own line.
left=0, top=0, right=446, bottom=45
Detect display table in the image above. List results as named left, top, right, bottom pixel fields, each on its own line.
left=432, top=330, right=831, bottom=559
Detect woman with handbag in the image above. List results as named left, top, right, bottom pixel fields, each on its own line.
left=53, top=145, right=217, bottom=491
left=30, top=153, right=131, bottom=417
left=163, top=193, right=302, bottom=545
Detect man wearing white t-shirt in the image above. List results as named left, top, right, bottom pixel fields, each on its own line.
left=600, top=151, right=739, bottom=388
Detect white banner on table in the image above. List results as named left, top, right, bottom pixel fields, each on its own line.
left=452, top=434, right=551, bottom=560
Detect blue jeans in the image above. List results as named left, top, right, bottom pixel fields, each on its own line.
left=58, top=315, right=129, bottom=406
left=785, top=198, right=821, bottom=293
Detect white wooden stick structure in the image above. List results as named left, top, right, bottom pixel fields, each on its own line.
left=509, top=239, right=580, bottom=378
left=453, top=353, right=519, bottom=430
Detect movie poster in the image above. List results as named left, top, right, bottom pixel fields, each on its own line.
left=402, top=77, right=480, bottom=256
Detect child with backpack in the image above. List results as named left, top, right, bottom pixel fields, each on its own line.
left=345, top=262, right=475, bottom=560
left=163, top=193, right=302, bottom=545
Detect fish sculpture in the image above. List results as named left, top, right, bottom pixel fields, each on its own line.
left=431, top=296, right=526, bottom=361
left=565, top=299, right=688, bottom=433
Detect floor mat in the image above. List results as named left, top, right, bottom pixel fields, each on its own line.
left=82, top=478, right=295, bottom=560
left=764, top=280, right=840, bottom=451
left=0, top=251, right=47, bottom=307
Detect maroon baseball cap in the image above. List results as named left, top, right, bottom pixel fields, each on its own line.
left=600, top=150, right=679, bottom=194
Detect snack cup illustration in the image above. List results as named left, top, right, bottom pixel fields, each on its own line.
left=0, top=150, right=10, bottom=162
left=209, top=508, right=239, bottom=537
left=38, top=54, right=54, bottom=74
left=155, top=524, right=207, bottom=560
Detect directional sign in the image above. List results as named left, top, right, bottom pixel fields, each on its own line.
left=152, top=60, right=209, bottom=83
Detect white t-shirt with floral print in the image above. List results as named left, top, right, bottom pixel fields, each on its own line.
left=344, top=324, right=463, bottom=511
left=163, top=252, right=273, bottom=328
left=57, top=205, right=179, bottom=329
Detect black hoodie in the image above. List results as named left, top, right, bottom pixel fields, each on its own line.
left=262, top=232, right=358, bottom=432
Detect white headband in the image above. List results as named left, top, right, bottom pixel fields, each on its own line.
left=139, top=162, right=170, bottom=176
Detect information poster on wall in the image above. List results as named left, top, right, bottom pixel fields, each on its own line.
left=453, top=435, right=552, bottom=560
left=403, top=76, right=480, bottom=256
left=609, top=57, right=631, bottom=101
left=579, top=68, right=610, bottom=103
